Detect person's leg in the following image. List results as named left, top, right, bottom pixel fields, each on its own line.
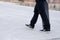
left=40, top=10, right=50, bottom=31
left=26, top=4, right=39, bottom=28
left=42, top=1, right=50, bottom=29
left=30, top=4, right=39, bottom=28
left=38, top=1, right=50, bottom=31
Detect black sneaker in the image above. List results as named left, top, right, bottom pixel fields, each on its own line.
left=25, top=24, right=34, bottom=29
left=40, top=29, right=50, bottom=32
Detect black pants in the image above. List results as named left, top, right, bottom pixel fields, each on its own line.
left=30, top=1, right=50, bottom=30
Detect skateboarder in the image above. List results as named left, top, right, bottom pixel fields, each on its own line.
left=26, top=0, right=50, bottom=31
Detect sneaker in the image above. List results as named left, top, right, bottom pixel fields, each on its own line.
left=25, top=24, right=34, bottom=29
left=40, top=29, right=50, bottom=32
